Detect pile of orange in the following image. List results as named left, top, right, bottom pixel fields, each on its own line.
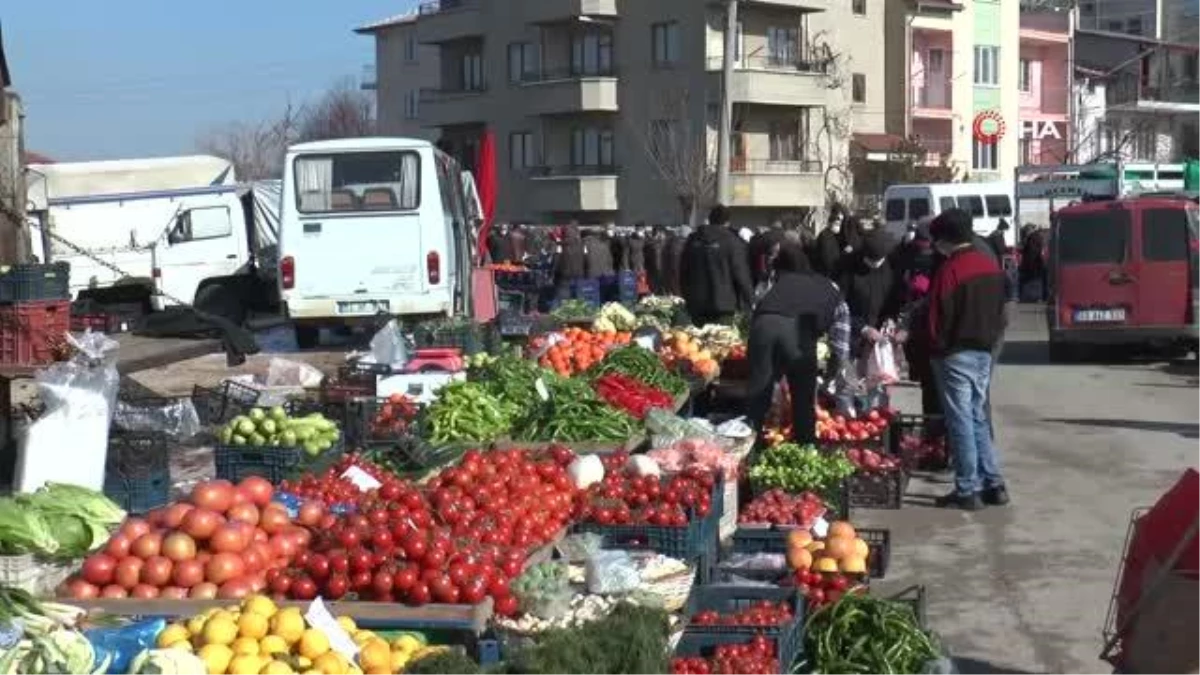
left=537, top=327, right=633, bottom=376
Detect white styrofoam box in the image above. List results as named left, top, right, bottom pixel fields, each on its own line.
left=376, top=371, right=465, bottom=404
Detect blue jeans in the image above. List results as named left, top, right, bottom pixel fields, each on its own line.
left=933, top=350, right=1004, bottom=496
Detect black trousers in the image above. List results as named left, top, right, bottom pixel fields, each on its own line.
left=746, top=314, right=819, bottom=445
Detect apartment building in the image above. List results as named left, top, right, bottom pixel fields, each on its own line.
left=895, top=0, right=1022, bottom=181
left=1017, top=8, right=1072, bottom=165
left=1073, top=28, right=1199, bottom=162
left=358, top=0, right=887, bottom=227
left=1079, top=0, right=1200, bottom=42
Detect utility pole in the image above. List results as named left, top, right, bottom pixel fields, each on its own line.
left=715, top=0, right=738, bottom=206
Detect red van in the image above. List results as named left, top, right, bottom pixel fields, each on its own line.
left=1047, top=194, right=1198, bottom=360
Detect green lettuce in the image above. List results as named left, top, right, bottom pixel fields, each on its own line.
left=0, top=498, right=58, bottom=556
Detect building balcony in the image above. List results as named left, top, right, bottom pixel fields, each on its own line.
left=519, top=68, right=620, bottom=115
left=416, top=0, right=483, bottom=43
left=727, top=0, right=827, bottom=12
left=525, top=0, right=619, bottom=24
left=419, top=86, right=489, bottom=126
left=1108, top=73, right=1200, bottom=113
left=528, top=165, right=619, bottom=212
left=911, top=84, right=953, bottom=118
left=709, top=56, right=829, bottom=107
left=728, top=158, right=824, bottom=208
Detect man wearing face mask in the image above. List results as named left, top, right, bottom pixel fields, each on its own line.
left=926, top=209, right=1009, bottom=510
left=812, top=210, right=844, bottom=278
left=842, top=230, right=902, bottom=353
left=607, top=225, right=628, bottom=272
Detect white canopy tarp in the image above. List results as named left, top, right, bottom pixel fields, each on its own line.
left=29, top=155, right=236, bottom=203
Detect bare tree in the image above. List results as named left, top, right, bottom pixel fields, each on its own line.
left=627, top=87, right=717, bottom=226
left=297, top=79, right=375, bottom=143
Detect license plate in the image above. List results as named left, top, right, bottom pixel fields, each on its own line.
left=337, top=300, right=389, bottom=315
left=1074, top=308, right=1126, bottom=323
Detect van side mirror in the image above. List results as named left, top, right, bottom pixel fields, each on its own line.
left=168, top=213, right=188, bottom=245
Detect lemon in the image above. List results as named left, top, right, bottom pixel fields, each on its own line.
left=157, top=623, right=191, bottom=649
left=228, top=654, right=267, bottom=675
left=258, top=635, right=290, bottom=658
left=392, top=634, right=422, bottom=655
left=351, top=630, right=378, bottom=646
left=312, top=652, right=347, bottom=675
left=335, top=616, right=357, bottom=634
left=243, top=595, right=278, bottom=619
left=358, top=639, right=390, bottom=672
left=187, top=615, right=209, bottom=636
left=297, top=628, right=331, bottom=660
left=260, top=660, right=295, bottom=675
left=198, top=643, right=234, bottom=675
left=202, top=615, right=239, bottom=647
left=270, top=609, right=306, bottom=645
left=389, top=651, right=409, bottom=673
left=232, top=637, right=260, bottom=656
left=239, top=612, right=270, bottom=640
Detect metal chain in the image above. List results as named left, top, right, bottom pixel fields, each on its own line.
left=43, top=228, right=191, bottom=307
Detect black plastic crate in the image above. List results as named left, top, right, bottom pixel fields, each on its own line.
left=880, top=584, right=927, bottom=629
left=847, top=470, right=908, bottom=510
left=214, top=441, right=344, bottom=485
left=192, top=381, right=261, bottom=425
left=673, top=631, right=795, bottom=672
left=103, top=431, right=170, bottom=514
left=0, top=262, right=70, bottom=304
left=575, top=516, right=713, bottom=563
left=888, top=413, right=949, bottom=470
left=681, top=585, right=805, bottom=668
left=283, top=398, right=360, bottom=446
left=729, top=526, right=891, bottom=579
left=815, top=425, right=892, bottom=455
left=350, top=396, right=422, bottom=449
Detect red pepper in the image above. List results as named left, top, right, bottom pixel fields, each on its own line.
left=593, top=373, right=673, bottom=419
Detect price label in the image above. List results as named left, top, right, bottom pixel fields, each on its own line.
left=535, top=378, right=550, bottom=401
left=634, top=335, right=656, bottom=351
left=304, top=597, right=359, bottom=661
left=340, top=465, right=382, bottom=491
left=811, top=517, right=829, bottom=538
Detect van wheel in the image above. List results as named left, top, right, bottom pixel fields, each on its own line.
left=194, top=282, right=246, bottom=326
left=294, top=324, right=320, bottom=349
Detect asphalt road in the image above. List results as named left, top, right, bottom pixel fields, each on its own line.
left=862, top=304, right=1199, bottom=674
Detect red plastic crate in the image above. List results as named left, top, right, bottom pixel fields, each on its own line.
left=0, top=300, right=70, bottom=366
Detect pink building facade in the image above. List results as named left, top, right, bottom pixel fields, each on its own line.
left=1018, top=12, right=1071, bottom=165
left=910, top=27, right=955, bottom=162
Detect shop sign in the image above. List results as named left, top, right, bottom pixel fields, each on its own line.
left=1020, top=120, right=1064, bottom=140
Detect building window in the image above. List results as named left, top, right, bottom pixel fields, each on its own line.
left=1018, top=59, right=1032, bottom=92
left=508, top=42, right=538, bottom=82
left=463, top=52, right=484, bottom=91
left=571, top=128, right=615, bottom=168
left=973, top=45, right=1000, bottom=86
left=1019, top=138, right=1033, bottom=164
left=767, top=27, right=799, bottom=66
left=853, top=0, right=867, bottom=14
left=1126, top=17, right=1143, bottom=35
left=1105, top=19, right=1124, bottom=32
left=768, top=121, right=800, bottom=161
left=972, top=138, right=998, bottom=170
left=652, top=22, right=681, bottom=66
left=571, top=32, right=613, bottom=75
left=509, top=132, right=536, bottom=170
left=404, top=36, right=418, bottom=63
left=404, top=91, right=420, bottom=120
left=852, top=73, right=866, bottom=103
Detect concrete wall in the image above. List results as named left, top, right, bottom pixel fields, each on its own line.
left=0, top=92, right=30, bottom=263
left=372, top=22, right=439, bottom=141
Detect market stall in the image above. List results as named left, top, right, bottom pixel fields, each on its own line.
left=0, top=301, right=950, bottom=675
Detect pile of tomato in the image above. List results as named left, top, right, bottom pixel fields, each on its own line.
left=535, top=327, right=632, bottom=377
left=271, top=447, right=579, bottom=616
left=785, top=568, right=864, bottom=608
left=670, top=635, right=779, bottom=675
left=737, top=489, right=828, bottom=528
left=277, top=455, right=396, bottom=507
left=577, top=459, right=716, bottom=528
left=689, top=600, right=794, bottom=628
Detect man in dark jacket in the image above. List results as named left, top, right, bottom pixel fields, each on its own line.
left=812, top=210, right=844, bottom=278
left=927, top=209, right=1009, bottom=510
left=645, top=226, right=666, bottom=293
left=842, top=230, right=902, bottom=351
left=487, top=223, right=513, bottom=264
left=584, top=228, right=614, bottom=278
left=986, top=219, right=1010, bottom=261
left=746, top=242, right=849, bottom=443
left=748, top=220, right=786, bottom=287
left=554, top=224, right=587, bottom=297
left=663, top=227, right=688, bottom=296
left=680, top=205, right=753, bottom=326
left=626, top=223, right=647, bottom=274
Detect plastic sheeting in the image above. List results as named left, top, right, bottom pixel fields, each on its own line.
left=248, top=179, right=282, bottom=270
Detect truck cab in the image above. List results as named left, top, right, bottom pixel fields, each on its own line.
left=277, top=138, right=476, bottom=348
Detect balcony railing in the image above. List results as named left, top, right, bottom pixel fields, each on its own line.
left=419, top=85, right=487, bottom=100
left=913, top=85, right=952, bottom=109
left=418, top=0, right=475, bottom=15
left=1109, top=72, right=1200, bottom=107
left=528, top=164, right=619, bottom=177
left=517, top=65, right=618, bottom=83
left=730, top=158, right=823, bottom=173
left=914, top=138, right=953, bottom=155
left=707, top=54, right=830, bottom=74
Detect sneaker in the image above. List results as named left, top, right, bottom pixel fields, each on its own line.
left=934, top=491, right=983, bottom=511
left=982, top=485, right=1010, bottom=506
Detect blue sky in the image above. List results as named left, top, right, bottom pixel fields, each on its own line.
left=4, top=0, right=411, bottom=161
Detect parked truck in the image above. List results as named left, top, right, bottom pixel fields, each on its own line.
left=24, top=155, right=281, bottom=323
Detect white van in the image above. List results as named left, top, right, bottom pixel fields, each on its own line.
left=278, top=137, right=477, bottom=348
left=882, top=182, right=1016, bottom=249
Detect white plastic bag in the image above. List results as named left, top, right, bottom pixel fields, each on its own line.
left=369, top=319, right=408, bottom=367
left=865, top=340, right=899, bottom=386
